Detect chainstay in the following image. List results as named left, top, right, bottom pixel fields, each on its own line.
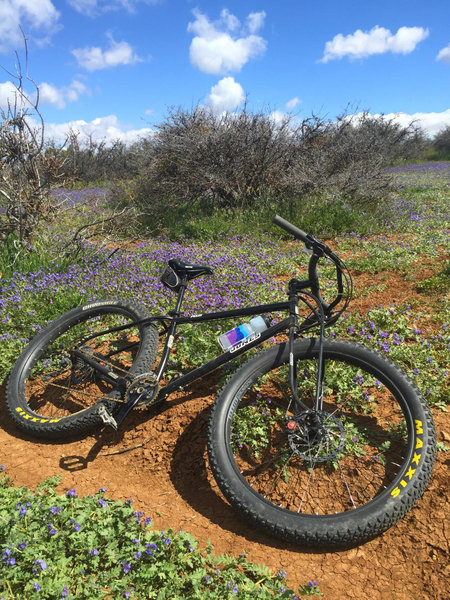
left=42, top=348, right=137, bottom=404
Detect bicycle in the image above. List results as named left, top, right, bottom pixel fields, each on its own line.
left=6, top=215, right=436, bottom=547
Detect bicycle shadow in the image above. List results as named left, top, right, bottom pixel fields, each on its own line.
left=167, top=395, right=326, bottom=552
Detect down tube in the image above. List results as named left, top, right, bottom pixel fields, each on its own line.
left=160, top=318, right=290, bottom=398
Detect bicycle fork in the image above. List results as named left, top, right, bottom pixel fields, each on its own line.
left=287, top=281, right=326, bottom=415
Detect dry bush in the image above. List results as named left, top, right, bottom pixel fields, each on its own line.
left=432, top=125, right=450, bottom=158
left=0, top=45, right=66, bottom=249
left=135, top=106, right=425, bottom=217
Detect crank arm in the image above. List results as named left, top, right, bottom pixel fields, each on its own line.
left=113, top=393, right=148, bottom=428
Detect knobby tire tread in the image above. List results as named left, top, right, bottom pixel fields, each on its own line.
left=6, top=298, right=159, bottom=439
left=207, top=338, right=436, bottom=548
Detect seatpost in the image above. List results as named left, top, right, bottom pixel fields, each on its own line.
left=172, top=277, right=188, bottom=316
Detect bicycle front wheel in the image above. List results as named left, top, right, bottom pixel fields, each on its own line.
left=6, top=298, right=158, bottom=439
left=207, top=338, right=436, bottom=547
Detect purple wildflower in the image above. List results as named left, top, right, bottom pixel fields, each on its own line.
left=35, top=559, right=47, bottom=570
left=122, top=561, right=131, bottom=574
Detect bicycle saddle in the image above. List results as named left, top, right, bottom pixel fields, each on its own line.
left=168, top=258, right=213, bottom=281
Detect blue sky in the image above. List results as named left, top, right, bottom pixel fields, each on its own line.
left=0, top=0, right=449, bottom=144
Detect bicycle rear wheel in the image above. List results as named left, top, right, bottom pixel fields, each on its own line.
left=6, top=298, right=158, bottom=439
left=207, top=338, right=436, bottom=547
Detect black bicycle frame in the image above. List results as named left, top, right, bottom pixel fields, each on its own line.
left=71, top=279, right=328, bottom=430
left=157, top=306, right=291, bottom=397
left=73, top=246, right=343, bottom=428
left=108, top=278, right=327, bottom=427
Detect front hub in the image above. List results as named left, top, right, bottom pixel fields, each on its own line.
left=286, top=410, right=345, bottom=463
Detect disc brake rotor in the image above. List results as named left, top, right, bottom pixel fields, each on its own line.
left=286, top=410, right=345, bottom=462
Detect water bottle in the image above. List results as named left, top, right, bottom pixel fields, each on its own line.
left=218, top=316, right=271, bottom=351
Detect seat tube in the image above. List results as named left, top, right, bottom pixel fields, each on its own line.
left=155, top=278, right=187, bottom=380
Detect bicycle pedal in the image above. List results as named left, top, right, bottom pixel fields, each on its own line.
left=98, top=404, right=118, bottom=431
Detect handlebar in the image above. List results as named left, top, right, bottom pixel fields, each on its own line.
left=272, top=215, right=311, bottom=246
left=273, top=215, right=349, bottom=317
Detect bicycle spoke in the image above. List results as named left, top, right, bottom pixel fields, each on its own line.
left=25, top=313, right=145, bottom=418
left=229, top=355, right=409, bottom=516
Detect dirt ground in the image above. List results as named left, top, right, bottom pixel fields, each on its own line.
left=1, top=268, right=449, bottom=600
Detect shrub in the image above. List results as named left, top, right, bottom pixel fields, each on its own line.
left=432, top=125, right=450, bottom=160
left=0, top=43, right=67, bottom=250
left=0, top=469, right=322, bottom=599
left=134, top=106, right=424, bottom=229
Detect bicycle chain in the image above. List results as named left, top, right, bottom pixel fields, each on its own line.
left=43, top=348, right=140, bottom=405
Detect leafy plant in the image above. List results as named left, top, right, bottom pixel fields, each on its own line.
left=0, top=468, right=321, bottom=599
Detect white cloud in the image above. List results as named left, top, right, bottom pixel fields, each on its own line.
left=67, top=0, right=159, bottom=17
left=247, top=12, right=266, bottom=35
left=266, top=109, right=450, bottom=138
left=0, top=80, right=21, bottom=107
left=286, top=97, right=301, bottom=111
left=188, top=9, right=267, bottom=75
left=354, top=110, right=450, bottom=137
left=269, top=110, right=287, bottom=125
left=39, top=80, right=89, bottom=108
left=67, top=0, right=98, bottom=16
left=43, top=114, right=153, bottom=145
left=206, top=77, right=244, bottom=113
left=38, top=82, right=64, bottom=108
left=0, top=78, right=88, bottom=110
left=320, top=25, right=429, bottom=62
left=437, top=43, right=450, bottom=64
left=73, top=34, right=144, bottom=71
left=0, top=0, right=60, bottom=53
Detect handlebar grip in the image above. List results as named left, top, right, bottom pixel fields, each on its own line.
left=272, top=215, right=310, bottom=245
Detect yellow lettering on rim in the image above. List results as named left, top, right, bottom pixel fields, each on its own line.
left=391, top=487, right=400, bottom=498
left=391, top=420, right=424, bottom=499
left=15, top=407, right=59, bottom=424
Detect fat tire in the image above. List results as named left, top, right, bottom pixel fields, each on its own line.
left=207, top=338, right=436, bottom=548
left=6, top=298, right=158, bottom=439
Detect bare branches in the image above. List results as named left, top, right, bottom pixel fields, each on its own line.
left=135, top=106, right=425, bottom=218
left=433, top=125, right=450, bottom=158
left=0, top=35, right=66, bottom=247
